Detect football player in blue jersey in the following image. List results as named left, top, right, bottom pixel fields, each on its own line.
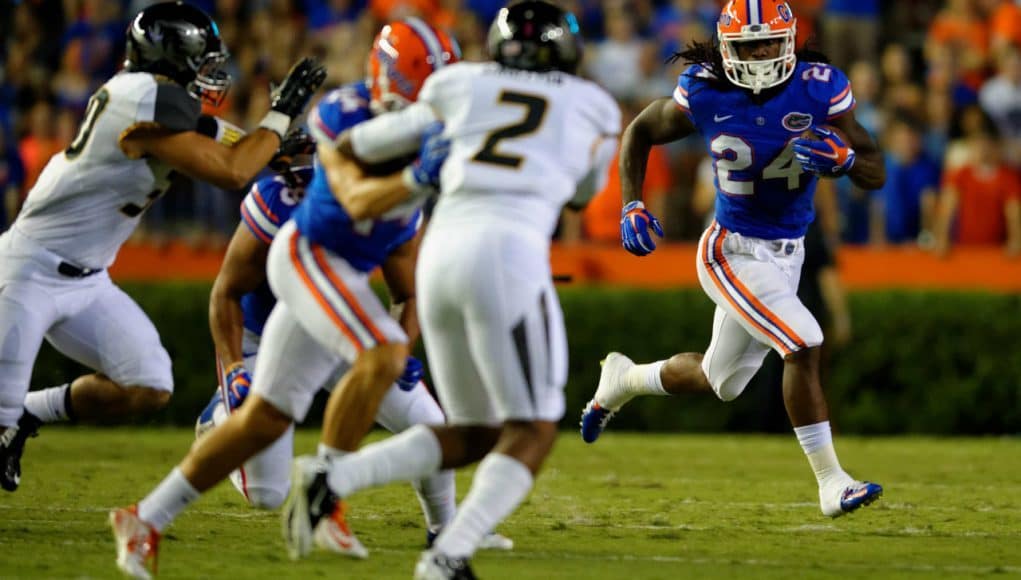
left=109, top=19, right=481, bottom=579
left=581, top=0, right=887, bottom=518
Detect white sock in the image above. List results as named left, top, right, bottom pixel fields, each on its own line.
left=432, top=453, right=533, bottom=559
left=624, top=361, right=668, bottom=395
left=326, top=424, right=442, bottom=498
left=794, top=422, right=849, bottom=487
left=413, top=469, right=457, bottom=532
left=24, top=384, right=72, bottom=423
left=317, top=443, right=348, bottom=459
left=137, top=468, right=201, bottom=532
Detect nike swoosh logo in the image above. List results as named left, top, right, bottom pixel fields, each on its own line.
left=714, top=114, right=734, bottom=122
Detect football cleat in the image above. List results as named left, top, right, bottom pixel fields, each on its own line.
left=281, top=455, right=338, bottom=560
left=109, top=505, right=161, bottom=580
left=193, top=391, right=224, bottom=439
left=427, top=529, right=514, bottom=551
left=821, top=480, right=883, bottom=517
left=414, top=550, right=478, bottom=580
left=314, top=499, right=368, bottom=559
left=579, top=352, right=633, bottom=443
left=1, top=410, right=42, bottom=492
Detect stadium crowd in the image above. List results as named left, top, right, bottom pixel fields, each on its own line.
left=2, top=0, right=1020, bottom=254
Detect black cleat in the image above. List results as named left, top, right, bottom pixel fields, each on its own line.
left=1, top=411, right=42, bottom=492
left=415, top=550, right=478, bottom=579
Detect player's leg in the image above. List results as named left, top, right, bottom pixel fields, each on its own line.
left=701, top=226, right=882, bottom=515
left=37, top=280, right=173, bottom=423
left=0, top=280, right=58, bottom=491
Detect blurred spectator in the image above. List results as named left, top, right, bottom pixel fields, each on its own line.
left=652, top=0, right=716, bottom=61
left=790, top=0, right=824, bottom=49
left=880, top=44, right=923, bottom=113
left=821, top=0, right=879, bottom=71
left=979, top=46, right=1021, bottom=167
left=584, top=7, right=652, bottom=101
left=924, top=89, right=955, bottom=163
left=935, top=117, right=1021, bottom=256
left=986, top=0, right=1021, bottom=57
left=926, top=0, right=989, bottom=103
left=871, top=116, right=941, bottom=247
left=1, top=130, right=26, bottom=229
left=17, top=101, right=64, bottom=194
left=944, top=104, right=990, bottom=170
left=848, top=61, right=881, bottom=137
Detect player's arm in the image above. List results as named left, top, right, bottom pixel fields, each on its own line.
left=620, top=97, right=695, bottom=206
left=209, top=224, right=269, bottom=367
left=828, top=112, right=886, bottom=191
left=122, top=58, right=325, bottom=190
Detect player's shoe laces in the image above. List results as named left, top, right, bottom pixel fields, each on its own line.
left=109, top=505, right=161, bottom=580
left=821, top=479, right=883, bottom=517
left=579, top=352, right=633, bottom=443
left=313, top=497, right=368, bottom=559
left=427, top=529, right=514, bottom=551
left=282, top=455, right=346, bottom=559
left=414, top=550, right=478, bottom=580
left=193, top=391, right=224, bottom=439
left=1, top=410, right=42, bottom=492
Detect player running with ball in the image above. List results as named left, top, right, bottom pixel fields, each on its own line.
left=581, top=0, right=887, bottom=518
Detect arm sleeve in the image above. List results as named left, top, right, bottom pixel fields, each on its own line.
left=349, top=102, right=439, bottom=164
left=826, top=67, right=857, bottom=120
left=195, top=115, right=246, bottom=146
left=153, top=82, right=202, bottom=132
left=239, top=178, right=288, bottom=244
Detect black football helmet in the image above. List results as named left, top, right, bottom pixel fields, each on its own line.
left=124, top=1, right=231, bottom=105
left=487, top=0, right=582, bottom=74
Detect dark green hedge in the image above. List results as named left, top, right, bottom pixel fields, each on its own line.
left=29, top=283, right=1021, bottom=434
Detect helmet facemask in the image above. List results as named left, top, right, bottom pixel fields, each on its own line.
left=719, top=23, right=796, bottom=94
left=189, top=51, right=232, bottom=107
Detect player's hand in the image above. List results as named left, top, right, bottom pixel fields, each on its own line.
left=224, top=363, right=252, bottom=411
left=270, top=57, right=327, bottom=120
left=620, top=200, right=664, bottom=256
left=396, top=356, right=423, bottom=391
left=793, top=126, right=856, bottom=176
left=407, top=122, right=449, bottom=193
left=269, top=128, right=315, bottom=186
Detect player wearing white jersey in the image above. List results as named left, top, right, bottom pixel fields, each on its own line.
left=0, top=1, right=325, bottom=493
left=282, top=3, right=621, bottom=578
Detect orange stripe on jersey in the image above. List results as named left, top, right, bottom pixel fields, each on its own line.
left=701, top=228, right=793, bottom=355
left=309, top=244, right=387, bottom=344
left=251, top=185, right=280, bottom=223
left=713, top=227, right=807, bottom=350
left=289, top=231, right=365, bottom=352
left=830, top=85, right=851, bottom=104
left=240, top=203, right=273, bottom=244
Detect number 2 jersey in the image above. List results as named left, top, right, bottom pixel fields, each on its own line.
left=675, top=61, right=856, bottom=239
left=13, top=72, right=203, bottom=270
left=349, top=61, right=621, bottom=239
left=295, top=81, right=421, bottom=272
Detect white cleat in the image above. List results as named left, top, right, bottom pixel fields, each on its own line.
left=109, top=505, right=160, bottom=580
left=281, top=455, right=333, bottom=560
left=314, top=499, right=369, bottom=559
left=820, top=478, right=884, bottom=517
left=594, top=352, right=636, bottom=411
left=478, top=531, right=514, bottom=551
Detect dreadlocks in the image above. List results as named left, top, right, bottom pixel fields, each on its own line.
left=667, top=39, right=831, bottom=93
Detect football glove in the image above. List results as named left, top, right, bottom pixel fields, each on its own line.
left=793, top=126, right=856, bottom=176
left=259, top=57, right=327, bottom=137
left=403, top=122, right=449, bottom=195
left=620, top=200, right=664, bottom=257
left=269, top=127, right=316, bottom=187
left=396, top=356, right=424, bottom=391
left=223, top=362, right=252, bottom=411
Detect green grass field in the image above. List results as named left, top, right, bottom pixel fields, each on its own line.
left=1, top=428, right=1018, bottom=579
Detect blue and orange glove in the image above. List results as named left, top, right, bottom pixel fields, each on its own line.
left=620, top=200, right=664, bottom=256
left=223, top=362, right=252, bottom=411
left=793, top=126, right=856, bottom=176
left=396, top=356, right=424, bottom=391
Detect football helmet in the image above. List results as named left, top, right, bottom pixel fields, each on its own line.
left=124, top=1, right=231, bottom=106
left=487, top=0, right=583, bottom=74
left=717, top=0, right=797, bottom=93
left=367, top=18, right=461, bottom=115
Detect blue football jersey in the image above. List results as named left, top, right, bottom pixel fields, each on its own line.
left=294, top=81, right=422, bottom=272
left=675, top=61, right=856, bottom=239
left=238, top=167, right=312, bottom=335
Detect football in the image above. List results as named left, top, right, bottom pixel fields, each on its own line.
left=800, top=124, right=849, bottom=144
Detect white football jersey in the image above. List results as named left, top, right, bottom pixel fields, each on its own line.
left=351, top=61, right=621, bottom=237
left=14, top=72, right=202, bottom=269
